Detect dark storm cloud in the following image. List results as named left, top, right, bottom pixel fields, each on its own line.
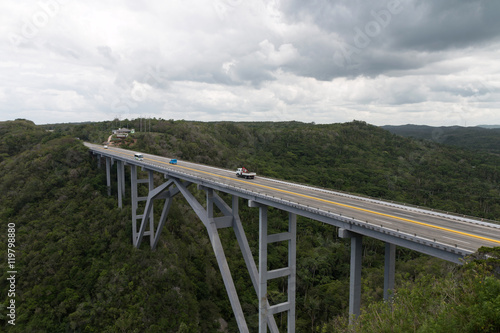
left=394, top=1, right=500, bottom=51
left=277, top=0, right=500, bottom=80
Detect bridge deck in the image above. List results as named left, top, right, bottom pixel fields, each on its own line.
left=85, top=143, right=500, bottom=259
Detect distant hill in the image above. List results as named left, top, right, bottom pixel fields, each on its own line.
left=381, top=124, right=500, bottom=155
left=478, top=125, right=500, bottom=129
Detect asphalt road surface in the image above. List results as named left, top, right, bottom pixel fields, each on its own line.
left=86, top=143, right=500, bottom=254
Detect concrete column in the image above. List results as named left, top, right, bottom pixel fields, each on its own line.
left=117, top=160, right=123, bottom=208
left=106, top=157, right=111, bottom=196
left=288, top=212, right=297, bottom=333
left=207, top=188, right=214, bottom=219
left=339, top=228, right=363, bottom=322
left=258, top=205, right=268, bottom=333
left=120, top=161, right=126, bottom=196
left=130, top=165, right=138, bottom=243
left=350, top=233, right=362, bottom=319
left=384, top=243, right=396, bottom=301
left=148, top=170, right=155, bottom=246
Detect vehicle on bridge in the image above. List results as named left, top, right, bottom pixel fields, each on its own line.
left=134, top=153, right=144, bottom=161
left=169, top=159, right=177, bottom=165
left=236, top=167, right=256, bottom=179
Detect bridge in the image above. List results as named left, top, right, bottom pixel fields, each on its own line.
left=85, top=142, right=500, bottom=332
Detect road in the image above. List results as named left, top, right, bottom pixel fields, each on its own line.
left=85, top=143, right=500, bottom=254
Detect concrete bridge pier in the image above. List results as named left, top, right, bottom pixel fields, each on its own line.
left=130, top=165, right=155, bottom=245
left=340, top=228, right=397, bottom=323
left=116, top=160, right=125, bottom=208
left=105, top=157, right=113, bottom=196
left=249, top=201, right=297, bottom=333
left=339, top=228, right=363, bottom=323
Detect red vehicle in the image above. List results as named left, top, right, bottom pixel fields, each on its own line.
left=236, top=167, right=256, bottom=179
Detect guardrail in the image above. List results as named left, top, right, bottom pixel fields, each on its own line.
left=88, top=146, right=473, bottom=262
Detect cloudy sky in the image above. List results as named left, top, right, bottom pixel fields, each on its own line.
left=1, top=0, right=499, bottom=126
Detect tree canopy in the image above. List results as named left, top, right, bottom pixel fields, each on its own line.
left=1, top=118, right=499, bottom=332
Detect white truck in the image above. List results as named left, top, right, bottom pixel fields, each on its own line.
left=236, top=167, right=256, bottom=179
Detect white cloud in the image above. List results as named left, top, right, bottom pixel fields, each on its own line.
left=0, top=0, right=499, bottom=126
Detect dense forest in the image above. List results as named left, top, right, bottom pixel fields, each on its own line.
left=1, top=118, right=499, bottom=332
left=382, top=124, right=500, bottom=155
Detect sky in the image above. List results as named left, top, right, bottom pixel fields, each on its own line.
left=1, top=0, right=499, bottom=126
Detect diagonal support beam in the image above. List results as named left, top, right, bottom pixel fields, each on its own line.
left=213, top=193, right=280, bottom=333
left=135, top=179, right=175, bottom=248
left=173, top=180, right=249, bottom=333
left=151, top=196, right=173, bottom=250
left=148, top=177, right=184, bottom=250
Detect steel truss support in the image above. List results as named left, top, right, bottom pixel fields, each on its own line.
left=211, top=193, right=280, bottom=332
left=130, top=166, right=155, bottom=245
left=105, top=159, right=395, bottom=331
left=249, top=201, right=297, bottom=333
left=131, top=167, right=183, bottom=249
left=384, top=242, right=396, bottom=301
left=174, top=181, right=250, bottom=333
left=134, top=178, right=178, bottom=249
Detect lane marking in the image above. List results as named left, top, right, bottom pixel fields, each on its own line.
left=91, top=145, right=500, bottom=245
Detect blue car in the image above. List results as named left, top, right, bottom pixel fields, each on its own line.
left=169, top=159, right=177, bottom=165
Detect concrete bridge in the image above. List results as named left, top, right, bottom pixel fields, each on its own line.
left=86, top=142, right=500, bottom=332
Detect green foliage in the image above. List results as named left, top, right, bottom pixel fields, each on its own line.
left=49, top=119, right=500, bottom=220
left=0, top=121, right=225, bottom=332
left=322, top=249, right=500, bottom=333
left=1, top=118, right=499, bottom=332
left=382, top=124, right=500, bottom=155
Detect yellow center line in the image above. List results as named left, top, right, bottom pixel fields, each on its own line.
left=95, top=146, right=500, bottom=245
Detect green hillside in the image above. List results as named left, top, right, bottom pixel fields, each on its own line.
left=1, top=119, right=499, bottom=332
left=382, top=124, right=500, bottom=155
left=60, top=119, right=500, bottom=220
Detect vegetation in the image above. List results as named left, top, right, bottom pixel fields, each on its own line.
left=52, top=119, right=500, bottom=219
left=382, top=124, right=500, bottom=155
left=1, top=118, right=499, bottom=332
